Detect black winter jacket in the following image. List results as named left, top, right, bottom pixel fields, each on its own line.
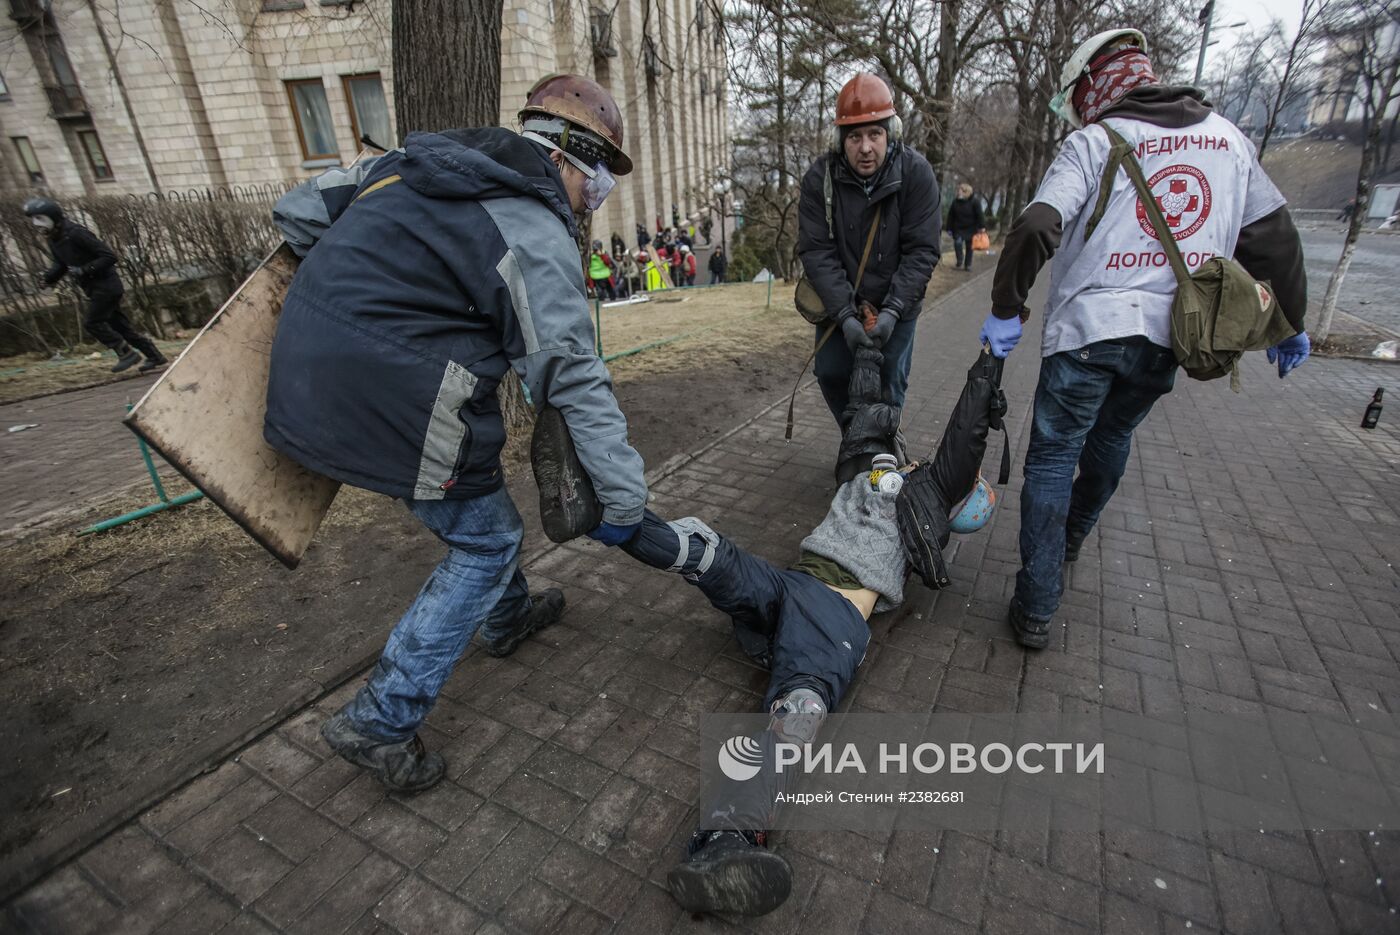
left=42, top=220, right=122, bottom=296
left=945, top=196, right=985, bottom=236
left=797, top=144, right=941, bottom=321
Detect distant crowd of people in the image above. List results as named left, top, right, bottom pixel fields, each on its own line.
left=586, top=213, right=728, bottom=301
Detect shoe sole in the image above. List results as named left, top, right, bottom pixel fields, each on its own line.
left=667, top=849, right=793, bottom=916
left=531, top=406, right=603, bottom=543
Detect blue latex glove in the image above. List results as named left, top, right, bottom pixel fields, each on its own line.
left=1266, top=331, right=1310, bottom=378
left=587, top=520, right=640, bottom=546
left=869, top=309, right=899, bottom=347
left=979, top=312, right=1022, bottom=358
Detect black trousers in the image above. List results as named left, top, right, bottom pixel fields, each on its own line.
left=85, top=289, right=156, bottom=356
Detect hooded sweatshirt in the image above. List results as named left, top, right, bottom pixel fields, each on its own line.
left=990, top=85, right=1307, bottom=350
left=265, top=128, right=647, bottom=521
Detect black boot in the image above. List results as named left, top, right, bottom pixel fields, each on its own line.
left=135, top=338, right=168, bottom=372
left=668, top=830, right=792, bottom=916
left=320, top=711, right=446, bottom=793
left=110, top=343, right=141, bottom=373
left=532, top=406, right=603, bottom=543
left=482, top=588, right=565, bottom=658
left=1008, top=599, right=1051, bottom=650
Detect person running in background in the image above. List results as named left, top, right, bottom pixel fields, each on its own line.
left=26, top=198, right=167, bottom=373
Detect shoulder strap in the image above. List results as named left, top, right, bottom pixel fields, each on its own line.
left=1083, top=127, right=1130, bottom=241
left=824, top=159, right=835, bottom=238
left=1098, top=124, right=1191, bottom=287
left=853, top=205, right=882, bottom=293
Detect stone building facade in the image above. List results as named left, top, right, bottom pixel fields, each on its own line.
left=0, top=0, right=728, bottom=243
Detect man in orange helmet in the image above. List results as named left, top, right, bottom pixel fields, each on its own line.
left=265, top=74, right=648, bottom=792
left=798, top=72, right=941, bottom=432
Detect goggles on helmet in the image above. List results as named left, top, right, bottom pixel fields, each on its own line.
left=522, top=118, right=618, bottom=211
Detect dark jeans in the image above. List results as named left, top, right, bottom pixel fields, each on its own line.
left=951, top=234, right=973, bottom=269
left=814, top=316, right=917, bottom=422
left=1015, top=337, right=1178, bottom=621
left=85, top=288, right=155, bottom=355
left=592, top=278, right=615, bottom=301
left=621, top=510, right=870, bottom=834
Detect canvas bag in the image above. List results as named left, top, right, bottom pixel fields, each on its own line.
left=1085, top=125, right=1296, bottom=390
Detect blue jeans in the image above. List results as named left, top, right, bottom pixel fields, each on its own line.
left=1015, top=337, right=1178, bottom=621
left=814, top=316, right=918, bottom=422
left=341, top=488, right=530, bottom=741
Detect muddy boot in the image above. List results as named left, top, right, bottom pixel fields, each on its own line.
left=320, top=711, right=446, bottom=793
left=532, top=405, right=603, bottom=543
left=668, top=830, right=792, bottom=916
left=482, top=588, right=564, bottom=658
left=110, top=343, right=142, bottom=373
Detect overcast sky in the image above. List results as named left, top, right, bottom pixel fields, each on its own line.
left=1212, top=0, right=1305, bottom=49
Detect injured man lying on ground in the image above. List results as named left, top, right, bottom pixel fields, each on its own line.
left=546, top=347, right=1008, bottom=917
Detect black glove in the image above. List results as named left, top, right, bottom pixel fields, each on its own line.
left=869, top=309, right=898, bottom=347
left=841, top=314, right=873, bottom=353
left=896, top=463, right=952, bottom=590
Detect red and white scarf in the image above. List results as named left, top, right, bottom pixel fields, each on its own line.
left=1073, top=49, right=1157, bottom=124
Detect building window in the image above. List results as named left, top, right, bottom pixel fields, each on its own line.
left=342, top=73, right=394, bottom=149
left=286, top=78, right=338, bottom=161
left=260, top=0, right=304, bottom=9
left=12, top=137, right=43, bottom=183
left=77, top=129, right=112, bottom=180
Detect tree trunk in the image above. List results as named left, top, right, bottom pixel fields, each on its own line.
left=1315, top=92, right=1386, bottom=343
left=392, top=0, right=503, bottom=137
left=1315, top=33, right=1400, bottom=344
left=392, top=0, right=533, bottom=428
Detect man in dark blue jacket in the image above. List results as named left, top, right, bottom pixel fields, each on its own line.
left=797, top=73, right=941, bottom=424
left=265, top=75, right=647, bottom=792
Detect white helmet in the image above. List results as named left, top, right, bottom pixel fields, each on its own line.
left=1050, top=28, right=1148, bottom=128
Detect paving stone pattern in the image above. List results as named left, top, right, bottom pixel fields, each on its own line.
left=7, top=273, right=1400, bottom=934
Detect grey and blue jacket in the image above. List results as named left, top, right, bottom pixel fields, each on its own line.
left=264, top=128, right=648, bottom=524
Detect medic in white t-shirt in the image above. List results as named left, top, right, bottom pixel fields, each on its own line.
left=979, top=28, right=1310, bottom=651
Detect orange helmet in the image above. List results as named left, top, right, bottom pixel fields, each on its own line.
left=519, top=73, right=633, bottom=175
left=835, top=73, right=896, bottom=126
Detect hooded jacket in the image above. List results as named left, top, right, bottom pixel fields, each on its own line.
left=264, top=128, right=647, bottom=523
left=991, top=85, right=1306, bottom=335
left=34, top=204, right=121, bottom=296
left=797, top=143, right=942, bottom=322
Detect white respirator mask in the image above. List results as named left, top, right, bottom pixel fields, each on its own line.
left=31, top=215, right=55, bottom=230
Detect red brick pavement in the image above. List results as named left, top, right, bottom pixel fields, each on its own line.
left=7, top=272, right=1400, bottom=934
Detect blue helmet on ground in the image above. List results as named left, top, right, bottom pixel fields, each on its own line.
left=950, top=475, right=996, bottom=534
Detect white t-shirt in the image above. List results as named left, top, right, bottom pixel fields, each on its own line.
left=1030, top=113, right=1286, bottom=357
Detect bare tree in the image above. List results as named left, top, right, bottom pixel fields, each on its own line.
left=1259, top=0, right=1337, bottom=157
left=1315, top=0, right=1400, bottom=344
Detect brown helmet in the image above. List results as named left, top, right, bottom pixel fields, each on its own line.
left=835, top=73, right=896, bottom=126
left=519, top=73, right=633, bottom=175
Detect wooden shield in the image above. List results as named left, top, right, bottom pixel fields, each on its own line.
left=124, top=244, right=340, bottom=568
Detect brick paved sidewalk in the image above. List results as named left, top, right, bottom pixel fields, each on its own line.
left=7, top=272, right=1400, bottom=935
